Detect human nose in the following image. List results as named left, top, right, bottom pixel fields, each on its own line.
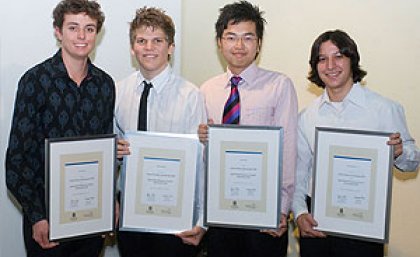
left=327, top=57, right=336, bottom=70
left=144, top=40, right=154, bottom=50
left=233, top=37, right=245, bottom=48
left=77, top=28, right=85, bottom=39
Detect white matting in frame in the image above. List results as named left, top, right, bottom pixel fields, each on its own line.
left=205, top=125, right=283, bottom=229
left=120, top=131, right=201, bottom=234
left=312, top=127, right=393, bottom=243
left=46, top=134, right=116, bottom=242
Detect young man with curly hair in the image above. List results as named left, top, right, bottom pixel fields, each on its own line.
left=5, top=0, right=114, bottom=256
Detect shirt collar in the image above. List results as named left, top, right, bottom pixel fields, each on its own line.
left=225, top=62, right=258, bottom=88
left=319, top=82, right=367, bottom=109
left=136, top=64, right=171, bottom=94
left=50, top=49, right=94, bottom=80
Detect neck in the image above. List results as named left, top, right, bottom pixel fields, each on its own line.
left=326, top=82, right=354, bottom=102
left=61, top=51, right=89, bottom=86
left=140, top=63, right=168, bottom=81
left=228, top=64, right=251, bottom=76
left=229, top=69, right=242, bottom=76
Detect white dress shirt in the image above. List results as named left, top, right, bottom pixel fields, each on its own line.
left=115, top=65, right=207, bottom=226
left=292, top=83, right=419, bottom=219
left=115, top=65, right=206, bottom=134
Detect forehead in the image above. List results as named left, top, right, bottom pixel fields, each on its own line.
left=134, top=26, right=166, bottom=38
left=63, top=13, right=97, bottom=26
left=319, top=40, right=340, bottom=54
left=224, top=20, right=256, bottom=34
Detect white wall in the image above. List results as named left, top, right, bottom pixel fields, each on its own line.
left=182, top=1, right=420, bottom=256
left=0, top=1, right=181, bottom=257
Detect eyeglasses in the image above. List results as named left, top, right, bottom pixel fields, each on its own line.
left=135, top=37, right=168, bottom=47
left=221, top=34, right=258, bottom=45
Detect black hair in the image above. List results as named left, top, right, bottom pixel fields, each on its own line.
left=308, top=29, right=367, bottom=88
left=215, top=1, right=266, bottom=41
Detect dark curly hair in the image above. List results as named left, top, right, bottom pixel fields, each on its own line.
left=308, top=30, right=367, bottom=88
left=53, top=0, right=105, bottom=33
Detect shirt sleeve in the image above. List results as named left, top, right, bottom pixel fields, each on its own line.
left=274, top=77, right=298, bottom=214
left=105, top=77, right=116, bottom=135
left=194, top=143, right=206, bottom=228
left=391, top=104, right=420, bottom=171
left=5, top=72, right=46, bottom=224
left=292, top=114, right=313, bottom=220
left=187, top=90, right=207, bottom=228
left=187, top=90, right=207, bottom=134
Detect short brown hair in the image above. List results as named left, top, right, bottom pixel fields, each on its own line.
left=53, top=0, right=105, bottom=33
left=129, top=7, right=175, bottom=46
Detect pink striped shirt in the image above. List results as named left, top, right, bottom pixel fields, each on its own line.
left=200, top=62, right=298, bottom=214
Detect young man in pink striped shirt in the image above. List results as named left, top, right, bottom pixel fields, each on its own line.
left=198, top=1, right=298, bottom=257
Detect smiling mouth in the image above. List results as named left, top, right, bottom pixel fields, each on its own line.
left=75, top=43, right=88, bottom=47
left=325, top=71, right=340, bottom=78
left=232, top=52, right=247, bottom=57
left=143, top=53, right=158, bottom=58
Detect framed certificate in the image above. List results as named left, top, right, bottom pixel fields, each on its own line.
left=119, top=131, right=202, bottom=234
left=312, top=127, right=393, bottom=243
left=46, top=134, right=117, bottom=242
left=205, top=125, right=283, bottom=229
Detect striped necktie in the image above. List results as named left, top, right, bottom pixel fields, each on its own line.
left=138, top=81, right=153, bottom=131
left=222, top=76, right=241, bottom=124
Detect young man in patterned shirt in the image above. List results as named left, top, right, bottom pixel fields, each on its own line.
left=5, top=0, right=115, bottom=256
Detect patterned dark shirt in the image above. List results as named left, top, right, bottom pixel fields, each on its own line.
left=5, top=50, right=115, bottom=224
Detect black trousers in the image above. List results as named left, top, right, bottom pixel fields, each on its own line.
left=23, top=217, right=104, bottom=257
left=299, top=196, right=383, bottom=257
left=117, top=231, right=198, bottom=257
left=207, top=227, right=288, bottom=257
left=300, top=236, right=383, bottom=257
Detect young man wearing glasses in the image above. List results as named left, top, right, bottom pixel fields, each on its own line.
left=114, top=7, right=206, bottom=257
left=198, top=1, right=298, bottom=257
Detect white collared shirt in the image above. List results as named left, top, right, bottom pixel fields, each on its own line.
left=292, top=83, right=419, bottom=219
left=114, top=65, right=207, bottom=226
left=115, top=65, right=206, bottom=134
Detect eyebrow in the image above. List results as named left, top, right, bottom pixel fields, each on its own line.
left=224, top=31, right=256, bottom=36
left=135, top=36, right=166, bottom=40
left=65, top=22, right=97, bottom=28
